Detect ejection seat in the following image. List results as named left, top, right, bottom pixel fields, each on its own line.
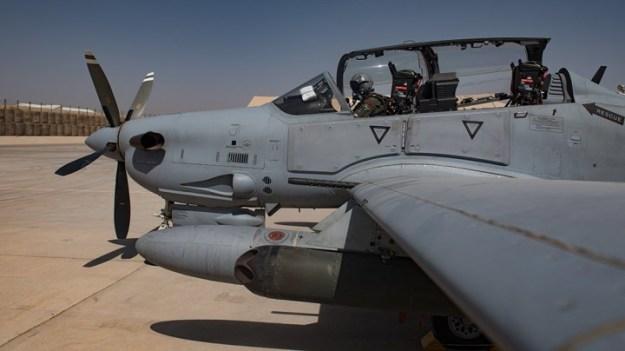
left=509, top=61, right=549, bottom=106
left=388, top=62, right=422, bottom=114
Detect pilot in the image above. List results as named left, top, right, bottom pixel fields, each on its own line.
left=350, top=73, right=388, bottom=117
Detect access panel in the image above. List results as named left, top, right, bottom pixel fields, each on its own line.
left=288, top=117, right=402, bottom=173
left=405, top=109, right=510, bottom=165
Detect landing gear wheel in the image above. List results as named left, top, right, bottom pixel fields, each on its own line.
left=431, top=315, right=492, bottom=350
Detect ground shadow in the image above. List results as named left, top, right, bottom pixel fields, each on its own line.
left=83, top=239, right=137, bottom=267
left=151, top=305, right=427, bottom=350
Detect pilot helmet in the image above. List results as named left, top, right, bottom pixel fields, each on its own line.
left=350, top=73, right=374, bottom=97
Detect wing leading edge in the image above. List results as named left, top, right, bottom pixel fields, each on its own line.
left=351, top=175, right=625, bottom=350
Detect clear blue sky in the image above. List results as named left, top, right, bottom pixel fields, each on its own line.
left=1, top=0, right=624, bottom=114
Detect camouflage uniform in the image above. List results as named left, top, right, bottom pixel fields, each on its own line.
left=353, top=93, right=388, bottom=117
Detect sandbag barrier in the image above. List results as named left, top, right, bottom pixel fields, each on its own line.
left=0, top=101, right=107, bottom=136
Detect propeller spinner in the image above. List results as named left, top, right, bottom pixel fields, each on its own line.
left=55, top=52, right=155, bottom=239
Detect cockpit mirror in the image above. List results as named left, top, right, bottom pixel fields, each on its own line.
left=299, top=86, right=317, bottom=102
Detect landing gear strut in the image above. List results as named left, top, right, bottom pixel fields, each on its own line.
left=156, top=201, right=173, bottom=230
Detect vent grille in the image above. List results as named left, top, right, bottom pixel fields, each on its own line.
left=228, top=152, right=249, bottom=164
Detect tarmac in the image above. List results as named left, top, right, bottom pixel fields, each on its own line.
left=0, top=137, right=428, bottom=350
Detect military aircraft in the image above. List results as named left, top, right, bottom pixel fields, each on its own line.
left=56, top=37, right=625, bottom=350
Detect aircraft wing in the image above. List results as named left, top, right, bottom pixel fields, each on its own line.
left=350, top=173, right=625, bottom=350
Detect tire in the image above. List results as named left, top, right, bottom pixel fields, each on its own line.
left=431, top=315, right=492, bottom=350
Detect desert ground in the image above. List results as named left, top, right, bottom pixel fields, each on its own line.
left=0, top=136, right=429, bottom=350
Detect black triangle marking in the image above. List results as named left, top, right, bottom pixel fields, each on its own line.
left=462, top=120, right=483, bottom=140
left=369, top=125, right=390, bottom=144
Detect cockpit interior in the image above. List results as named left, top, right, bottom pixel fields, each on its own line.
left=273, top=38, right=574, bottom=117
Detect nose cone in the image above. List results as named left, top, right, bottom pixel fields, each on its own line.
left=86, top=127, right=118, bottom=152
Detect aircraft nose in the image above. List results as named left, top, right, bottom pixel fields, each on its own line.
left=86, top=127, right=118, bottom=152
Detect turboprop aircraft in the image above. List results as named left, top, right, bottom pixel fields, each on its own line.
left=56, top=37, right=625, bottom=350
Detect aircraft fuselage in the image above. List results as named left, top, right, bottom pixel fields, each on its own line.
left=116, top=85, right=625, bottom=212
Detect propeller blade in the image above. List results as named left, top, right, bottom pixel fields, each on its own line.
left=55, top=148, right=107, bottom=176
left=125, top=72, right=155, bottom=122
left=84, top=51, right=121, bottom=127
left=114, top=162, right=131, bottom=239
left=591, top=65, right=607, bottom=84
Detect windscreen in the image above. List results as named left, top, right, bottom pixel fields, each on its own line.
left=343, top=50, right=427, bottom=99
left=433, top=43, right=527, bottom=97
left=273, top=73, right=349, bottom=116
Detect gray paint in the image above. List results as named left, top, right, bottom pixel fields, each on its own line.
left=405, top=109, right=511, bottom=165
left=103, top=71, right=625, bottom=211
left=352, top=175, right=625, bottom=350
left=62, top=37, right=625, bottom=349
left=288, top=117, right=402, bottom=173
left=137, top=204, right=406, bottom=284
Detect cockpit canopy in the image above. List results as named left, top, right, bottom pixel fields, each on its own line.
left=338, top=37, right=548, bottom=94
left=338, top=37, right=550, bottom=111
left=274, top=38, right=553, bottom=116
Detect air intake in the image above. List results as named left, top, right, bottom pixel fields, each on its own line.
left=129, top=131, right=164, bottom=150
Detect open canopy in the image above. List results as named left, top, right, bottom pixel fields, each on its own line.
left=337, top=37, right=550, bottom=98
